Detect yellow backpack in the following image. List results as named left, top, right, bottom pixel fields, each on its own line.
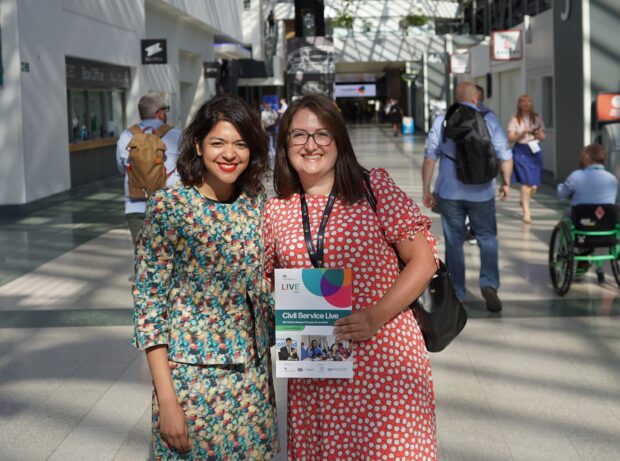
left=126, top=124, right=173, bottom=199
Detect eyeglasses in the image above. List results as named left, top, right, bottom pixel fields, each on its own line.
left=288, top=129, right=334, bottom=146
left=158, top=106, right=170, bottom=112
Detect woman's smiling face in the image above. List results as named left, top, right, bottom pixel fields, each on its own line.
left=197, top=121, right=250, bottom=190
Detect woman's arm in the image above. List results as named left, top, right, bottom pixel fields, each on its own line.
left=333, top=232, right=436, bottom=342
left=145, top=346, right=191, bottom=453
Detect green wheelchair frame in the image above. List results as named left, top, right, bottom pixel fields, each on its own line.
left=549, top=212, right=620, bottom=296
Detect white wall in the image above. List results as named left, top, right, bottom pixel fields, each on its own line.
left=143, top=4, right=214, bottom=129
left=0, top=0, right=238, bottom=206
left=0, top=0, right=26, bottom=205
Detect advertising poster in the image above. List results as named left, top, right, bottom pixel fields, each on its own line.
left=275, top=268, right=353, bottom=379
left=287, top=36, right=335, bottom=100
left=491, top=30, right=523, bottom=61
left=450, top=53, right=471, bottom=74
left=335, top=83, right=377, bottom=98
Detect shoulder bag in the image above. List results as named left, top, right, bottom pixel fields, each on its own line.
left=362, top=170, right=467, bottom=352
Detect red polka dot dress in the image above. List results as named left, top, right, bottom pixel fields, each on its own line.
left=264, top=168, right=438, bottom=461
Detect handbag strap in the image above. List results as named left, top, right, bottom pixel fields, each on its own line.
left=362, top=170, right=406, bottom=270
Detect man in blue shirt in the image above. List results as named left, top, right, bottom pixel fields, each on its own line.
left=422, top=82, right=513, bottom=312
left=557, top=144, right=618, bottom=207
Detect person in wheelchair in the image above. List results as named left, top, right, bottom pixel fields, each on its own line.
left=552, top=144, right=619, bottom=289
left=557, top=144, right=618, bottom=214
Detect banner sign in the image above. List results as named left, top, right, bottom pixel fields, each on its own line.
left=65, top=57, right=130, bottom=89
left=450, top=53, right=471, bottom=74
left=275, top=268, right=353, bottom=379
left=287, top=36, right=335, bottom=99
left=596, top=93, right=620, bottom=123
left=335, top=83, right=376, bottom=98
left=491, top=30, right=523, bottom=61
left=141, top=39, right=167, bottom=65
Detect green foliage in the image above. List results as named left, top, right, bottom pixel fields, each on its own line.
left=402, top=13, right=428, bottom=28
left=332, top=0, right=354, bottom=29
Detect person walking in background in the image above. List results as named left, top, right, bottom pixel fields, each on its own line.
left=385, top=97, right=403, bottom=137
left=278, top=98, right=288, bottom=118
left=132, top=95, right=278, bottom=460
left=264, top=94, right=438, bottom=459
left=261, top=102, right=278, bottom=163
left=507, top=94, right=546, bottom=224
left=116, top=92, right=181, bottom=246
left=422, top=81, right=513, bottom=312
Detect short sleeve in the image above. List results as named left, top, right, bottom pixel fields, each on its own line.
left=424, top=116, right=444, bottom=161
left=132, top=191, right=176, bottom=350
left=507, top=116, right=520, bottom=133
left=370, top=168, right=437, bottom=255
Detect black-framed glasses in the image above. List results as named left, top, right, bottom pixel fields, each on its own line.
left=158, top=106, right=170, bottom=112
left=288, top=129, right=334, bottom=146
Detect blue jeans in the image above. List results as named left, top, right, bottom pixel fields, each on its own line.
left=437, top=197, right=500, bottom=300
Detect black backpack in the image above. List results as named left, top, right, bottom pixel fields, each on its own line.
left=442, top=103, right=498, bottom=185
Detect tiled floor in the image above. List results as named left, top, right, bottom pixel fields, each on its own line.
left=0, top=125, right=618, bottom=460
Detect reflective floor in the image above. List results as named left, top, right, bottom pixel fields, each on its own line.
left=0, top=125, right=618, bottom=460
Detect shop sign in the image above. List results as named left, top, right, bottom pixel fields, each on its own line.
left=596, top=93, right=620, bottom=123
left=203, top=62, right=220, bottom=79
left=65, top=57, right=130, bottom=89
left=450, top=53, right=471, bottom=74
left=491, top=30, right=523, bottom=61
left=141, top=39, right=167, bottom=65
left=335, top=84, right=376, bottom=98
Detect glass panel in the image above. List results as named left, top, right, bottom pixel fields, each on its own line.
left=110, top=91, right=124, bottom=138
left=87, top=91, right=104, bottom=139
left=70, top=90, right=88, bottom=141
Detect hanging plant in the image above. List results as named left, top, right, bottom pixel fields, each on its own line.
left=399, top=13, right=428, bottom=35
left=332, top=1, right=354, bottom=29
left=332, top=11, right=354, bottom=29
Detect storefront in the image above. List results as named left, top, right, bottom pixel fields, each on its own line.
left=66, top=57, right=130, bottom=187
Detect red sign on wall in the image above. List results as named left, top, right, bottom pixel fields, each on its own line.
left=596, top=93, right=620, bottom=123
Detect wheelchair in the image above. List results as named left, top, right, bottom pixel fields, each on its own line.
left=549, top=204, right=620, bottom=296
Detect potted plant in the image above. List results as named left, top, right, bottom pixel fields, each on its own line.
left=399, top=12, right=428, bottom=35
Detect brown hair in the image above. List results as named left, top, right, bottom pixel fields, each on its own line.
left=273, top=94, right=365, bottom=203
left=583, top=143, right=607, bottom=164
left=516, top=94, right=540, bottom=126
left=177, top=95, right=268, bottom=194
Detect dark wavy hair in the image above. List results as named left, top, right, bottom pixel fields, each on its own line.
left=177, top=95, right=268, bottom=194
left=274, top=94, right=365, bottom=203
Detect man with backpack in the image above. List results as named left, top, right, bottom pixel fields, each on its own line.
left=116, top=92, right=181, bottom=246
left=422, top=82, right=513, bottom=312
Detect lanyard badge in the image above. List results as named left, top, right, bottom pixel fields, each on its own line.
left=300, top=190, right=336, bottom=268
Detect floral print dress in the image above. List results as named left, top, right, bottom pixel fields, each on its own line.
left=264, top=168, right=438, bottom=461
left=133, top=183, right=279, bottom=460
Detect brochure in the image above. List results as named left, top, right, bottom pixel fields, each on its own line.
left=275, top=268, right=354, bottom=379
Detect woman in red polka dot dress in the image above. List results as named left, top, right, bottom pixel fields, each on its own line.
left=264, top=95, right=438, bottom=460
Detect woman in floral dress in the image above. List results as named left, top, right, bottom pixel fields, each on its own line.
left=263, top=94, right=438, bottom=460
left=133, top=95, right=279, bottom=460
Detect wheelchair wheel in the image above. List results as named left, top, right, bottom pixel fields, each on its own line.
left=549, top=223, right=574, bottom=296
left=610, top=251, right=620, bottom=288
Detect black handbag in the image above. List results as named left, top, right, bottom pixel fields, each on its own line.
left=363, top=171, right=467, bottom=352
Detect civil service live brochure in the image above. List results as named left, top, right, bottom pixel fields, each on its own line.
left=275, top=268, right=353, bottom=379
